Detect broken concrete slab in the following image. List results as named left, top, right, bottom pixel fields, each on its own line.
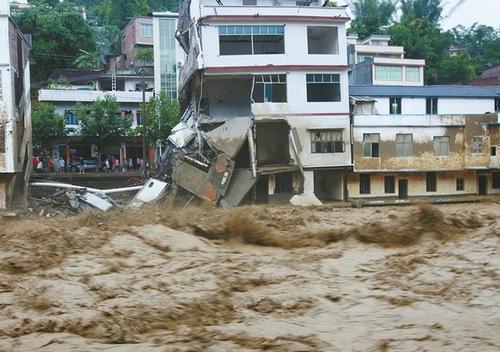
left=79, top=192, right=114, bottom=211
left=290, top=193, right=323, bottom=207
left=129, top=179, right=168, bottom=208
left=172, top=160, right=218, bottom=202
left=219, top=169, right=257, bottom=208
left=201, top=117, right=252, bottom=158
left=168, top=121, right=196, bottom=148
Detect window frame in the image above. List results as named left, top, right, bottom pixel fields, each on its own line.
left=140, top=23, right=153, bottom=37
left=456, top=178, right=464, bottom=191
left=384, top=175, right=395, bottom=194
left=310, top=129, right=345, bottom=153
left=252, top=74, right=287, bottom=103
left=426, top=97, right=438, bottom=114
left=360, top=174, right=371, bottom=195
left=389, top=97, right=402, bottom=115
left=363, top=133, right=380, bottom=158
left=406, top=66, right=420, bottom=82
left=433, top=136, right=450, bottom=156
left=375, top=65, right=403, bottom=81
left=306, top=73, right=341, bottom=102
left=396, top=133, right=412, bottom=157
left=219, top=25, right=285, bottom=56
left=426, top=172, right=437, bottom=192
left=471, top=136, right=484, bottom=154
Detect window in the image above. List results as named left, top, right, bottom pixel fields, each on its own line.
left=406, top=67, right=420, bottom=82
left=426, top=98, right=438, bottom=114
left=495, top=98, right=500, bottom=112
left=396, top=134, right=412, bottom=157
left=252, top=75, right=287, bottom=103
left=136, top=111, right=143, bottom=126
left=493, top=173, right=500, bottom=189
left=384, top=176, right=395, bottom=194
left=243, top=0, right=257, bottom=4
left=375, top=65, right=403, bottom=81
left=471, top=137, right=483, bottom=153
left=311, top=130, right=344, bottom=153
left=219, top=25, right=285, bottom=56
left=363, top=133, right=380, bottom=158
left=360, top=174, right=371, bottom=194
left=357, top=54, right=373, bottom=63
left=456, top=178, right=464, bottom=191
left=307, top=26, right=339, bottom=54
left=306, top=73, right=341, bottom=102
left=492, top=146, right=497, bottom=156
left=433, top=136, right=450, bottom=156
left=65, top=111, right=78, bottom=125
left=426, top=172, right=437, bottom=192
left=389, top=97, right=402, bottom=115
left=140, top=23, right=153, bottom=37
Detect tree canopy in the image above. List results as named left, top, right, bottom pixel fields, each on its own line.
left=348, top=0, right=396, bottom=39
left=141, top=92, right=181, bottom=145
left=31, top=103, right=67, bottom=149
left=14, top=2, right=96, bottom=85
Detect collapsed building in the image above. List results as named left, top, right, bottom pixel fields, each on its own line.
left=162, top=0, right=352, bottom=206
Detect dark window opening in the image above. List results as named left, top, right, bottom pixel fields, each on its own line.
left=360, top=174, right=371, bottom=195
left=65, top=111, right=79, bottom=125
left=306, top=73, right=341, bottom=102
left=252, top=75, right=287, bottom=103
left=256, top=121, right=290, bottom=166
left=389, top=97, right=402, bottom=115
left=311, top=129, right=344, bottom=153
left=274, top=172, right=293, bottom=193
left=495, top=98, right=500, bottom=112
left=363, top=133, right=380, bottom=158
left=426, top=97, right=438, bottom=114
left=491, top=146, right=497, bottom=156
left=219, top=25, right=284, bottom=56
left=426, top=172, right=437, bottom=192
left=493, top=173, right=500, bottom=189
left=384, top=176, right=395, bottom=194
left=307, top=26, right=339, bottom=54
left=456, top=178, right=464, bottom=191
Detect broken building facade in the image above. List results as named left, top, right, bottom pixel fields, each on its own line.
left=0, top=2, right=31, bottom=209
left=349, top=85, right=500, bottom=202
left=165, top=0, right=352, bottom=206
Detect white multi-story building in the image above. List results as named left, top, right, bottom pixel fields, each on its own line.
left=172, top=0, right=352, bottom=204
left=348, top=34, right=425, bottom=87
left=0, top=2, right=31, bottom=209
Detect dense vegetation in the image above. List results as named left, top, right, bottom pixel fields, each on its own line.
left=349, top=0, right=500, bottom=84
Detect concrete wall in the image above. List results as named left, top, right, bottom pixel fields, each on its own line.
left=371, top=97, right=495, bottom=115
left=121, top=17, right=153, bottom=69
left=347, top=171, right=478, bottom=199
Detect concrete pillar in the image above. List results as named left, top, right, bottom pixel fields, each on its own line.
left=303, top=170, right=315, bottom=194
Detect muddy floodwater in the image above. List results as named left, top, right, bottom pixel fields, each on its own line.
left=0, top=202, right=499, bottom=351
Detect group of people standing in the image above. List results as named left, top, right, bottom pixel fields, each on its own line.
left=32, top=156, right=64, bottom=174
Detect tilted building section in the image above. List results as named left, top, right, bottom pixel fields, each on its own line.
left=0, top=2, right=31, bottom=209
left=163, top=0, right=352, bottom=206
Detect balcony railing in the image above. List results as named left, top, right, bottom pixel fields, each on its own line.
left=38, top=89, right=154, bottom=103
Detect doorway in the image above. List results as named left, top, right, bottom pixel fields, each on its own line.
left=478, top=175, right=488, bottom=196
left=398, top=179, right=408, bottom=199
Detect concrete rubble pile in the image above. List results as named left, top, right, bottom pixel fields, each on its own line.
left=30, top=179, right=167, bottom=214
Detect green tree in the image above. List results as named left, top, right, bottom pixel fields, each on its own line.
left=94, top=25, right=122, bottom=56
left=148, top=0, right=179, bottom=11
left=14, top=2, right=96, bottom=85
left=31, top=103, right=67, bottom=150
left=400, top=0, right=443, bottom=24
left=452, top=24, right=500, bottom=71
left=141, top=92, right=181, bottom=145
left=94, top=0, right=149, bottom=29
left=73, top=49, right=103, bottom=70
left=76, top=96, right=133, bottom=161
left=438, top=53, right=476, bottom=84
left=348, top=0, right=396, bottom=39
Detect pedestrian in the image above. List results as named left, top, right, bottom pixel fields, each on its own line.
left=136, top=157, right=140, bottom=170
left=32, top=157, right=39, bottom=173
left=105, top=159, right=110, bottom=173
left=37, top=158, right=44, bottom=173
left=128, top=158, right=133, bottom=169
left=113, top=157, right=119, bottom=172
left=48, top=158, right=56, bottom=175
left=79, top=157, right=85, bottom=174
left=59, top=158, right=65, bottom=173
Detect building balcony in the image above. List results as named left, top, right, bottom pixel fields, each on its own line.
left=353, top=114, right=466, bottom=127
left=38, top=89, right=154, bottom=104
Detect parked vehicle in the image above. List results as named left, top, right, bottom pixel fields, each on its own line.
left=69, top=158, right=100, bottom=172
